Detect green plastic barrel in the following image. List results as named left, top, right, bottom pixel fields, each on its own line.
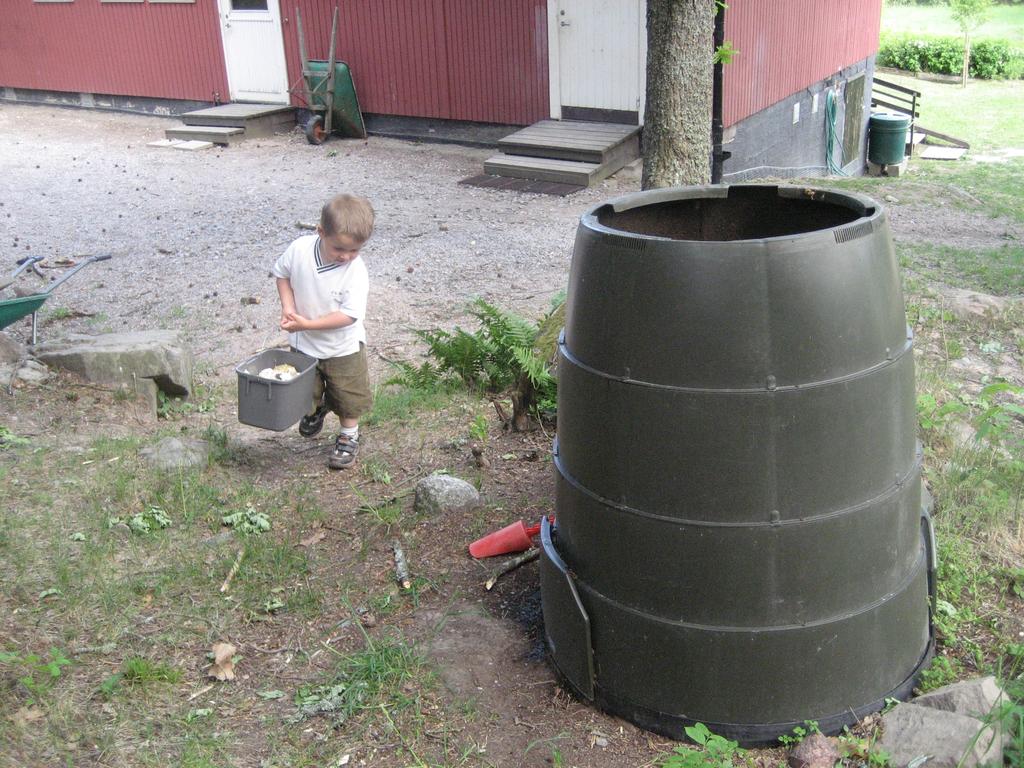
left=868, top=113, right=910, bottom=165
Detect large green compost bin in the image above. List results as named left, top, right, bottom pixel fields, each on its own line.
left=540, top=184, right=934, bottom=745
left=868, top=112, right=911, bottom=165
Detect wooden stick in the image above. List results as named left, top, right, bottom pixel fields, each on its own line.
left=219, top=548, right=245, bottom=593
left=295, top=7, right=313, bottom=107
left=324, top=6, right=339, bottom=135
left=485, top=548, right=540, bottom=591
left=392, top=540, right=411, bottom=589
left=188, top=683, right=215, bottom=702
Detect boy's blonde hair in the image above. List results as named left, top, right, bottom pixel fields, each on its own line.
left=320, top=194, right=375, bottom=242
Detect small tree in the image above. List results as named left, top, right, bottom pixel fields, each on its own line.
left=950, top=0, right=992, bottom=88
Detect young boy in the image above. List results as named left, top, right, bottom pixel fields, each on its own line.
left=272, top=193, right=374, bottom=469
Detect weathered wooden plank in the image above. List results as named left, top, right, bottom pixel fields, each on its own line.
left=510, top=126, right=637, bottom=141
left=484, top=154, right=601, bottom=185
left=504, top=130, right=621, bottom=143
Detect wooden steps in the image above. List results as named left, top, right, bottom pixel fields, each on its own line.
left=165, top=125, right=245, bottom=145
left=483, top=120, right=640, bottom=188
left=165, top=104, right=296, bottom=145
left=484, top=155, right=604, bottom=186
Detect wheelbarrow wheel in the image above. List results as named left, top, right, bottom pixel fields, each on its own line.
left=304, top=115, right=327, bottom=145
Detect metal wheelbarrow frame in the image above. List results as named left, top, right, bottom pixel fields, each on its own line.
left=0, top=254, right=112, bottom=344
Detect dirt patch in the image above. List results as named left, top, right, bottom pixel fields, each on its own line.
left=889, top=202, right=1023, bottom=252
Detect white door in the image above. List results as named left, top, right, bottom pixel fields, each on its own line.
left=217, top=0, right=290, bottom=104
left=549, top=0, right=647, bottom=122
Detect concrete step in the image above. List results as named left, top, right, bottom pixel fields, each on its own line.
left=165, top=125, right=245, bottom=145
left=180, top=104, right=295, bottom=138
left=483, top=154, right=607, bottom=186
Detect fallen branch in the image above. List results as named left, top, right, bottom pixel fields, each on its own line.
left=392, top=539, right=412, bottom=589
left=485, top=548, right=540, bottom=591
left=219, top=548, right=245, bottom=593
left=372, top=348, right=400, bottom=366
left=295, top=221, right=317, bottom=231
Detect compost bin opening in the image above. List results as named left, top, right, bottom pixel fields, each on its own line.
left=596, top=186, right=871, bottom=241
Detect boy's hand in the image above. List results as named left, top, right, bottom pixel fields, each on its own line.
left=280, top=311, right=309, bottom=332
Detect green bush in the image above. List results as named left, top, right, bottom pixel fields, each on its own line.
left=878, top=33, right=963, bottom=73
left=971, top=38, right=1024, bottom=78
left=878, top=32, right=1024, bottom=78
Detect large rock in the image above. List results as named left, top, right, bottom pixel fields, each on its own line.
left=0, top=332, right=22, bottom=365
left=414, top=474, right=482, bottom=516
left=34, top=331, right=193, bottom=413
left=943, top=288, right=1016, bottom=321
left=913, top=676, right=1005, bottom=720
left=12, top=359, right=49, bottom=384
left=877, top=703, right=1002, bottom=768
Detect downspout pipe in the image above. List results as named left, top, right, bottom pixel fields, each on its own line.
left=711, top=3, right=728, bottom=183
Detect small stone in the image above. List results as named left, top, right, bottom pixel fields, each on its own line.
left=201, top=532, right=235, bottom=548
left=414, top=474, right=482, bottom=516
left=360, top=613, right=378, bottom=628
left=787, top=734, right=839, bottom=768
left=139, top=437, right=209, bottom=470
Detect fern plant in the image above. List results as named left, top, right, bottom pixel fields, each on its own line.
left=387, top=298, right=560, bottom=429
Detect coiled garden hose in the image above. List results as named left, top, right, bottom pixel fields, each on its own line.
left=825, top=88, right=848, bottom=176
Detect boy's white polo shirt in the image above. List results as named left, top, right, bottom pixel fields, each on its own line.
left=272, top=234, right=369, bottom=360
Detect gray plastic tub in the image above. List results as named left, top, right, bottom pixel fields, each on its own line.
left=236, top=349, right=318, bottom=431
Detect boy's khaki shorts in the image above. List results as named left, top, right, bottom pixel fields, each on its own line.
left=311, top=344, right=373, bottom=420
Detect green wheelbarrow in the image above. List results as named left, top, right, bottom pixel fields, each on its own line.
left=0, top=254, right=112, bottom=344
left=292, top=6, right=367, bottom=144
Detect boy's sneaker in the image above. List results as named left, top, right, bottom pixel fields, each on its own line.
left=299, top=404, right=328, bottom=437
left=328, top=434, right=359, bottom=469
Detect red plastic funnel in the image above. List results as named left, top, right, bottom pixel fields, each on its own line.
left=469, top=516, right=554, bottom=558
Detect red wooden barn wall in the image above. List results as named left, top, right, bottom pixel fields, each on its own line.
left=0, top=1, right=228, bottom=104
left=0, top=0, right=879, bottom=129
left=723, top=0, right=882, bottom=127
left=284, top=0, right=549, bottom=125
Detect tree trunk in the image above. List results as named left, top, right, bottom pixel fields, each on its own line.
left=962, top=32, right=971, bottom=88
left=642, top=0, right=716, bottom=190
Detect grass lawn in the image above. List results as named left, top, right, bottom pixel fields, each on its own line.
left=883, top=3, right=1024, bottom=44
left=878, top=72, right=1024, bottom=152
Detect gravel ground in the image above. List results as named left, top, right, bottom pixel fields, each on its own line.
left=0, top=103, right=641, bottom=378
left=4, top=102, right=1019, bottom=382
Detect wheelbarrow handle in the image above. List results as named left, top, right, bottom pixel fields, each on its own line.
left=44, top=254, right=113, bottom=294
left=0, top=256, right=46, bottom=292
